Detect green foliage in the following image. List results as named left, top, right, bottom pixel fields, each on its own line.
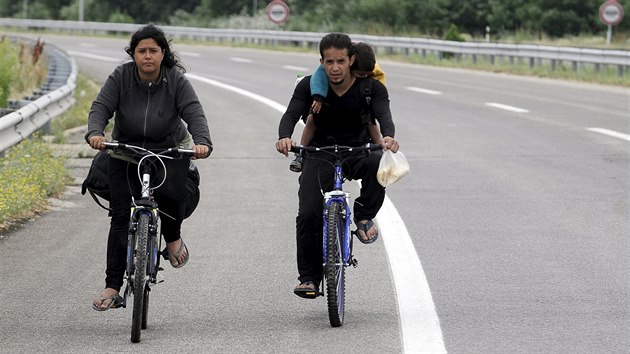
left=0, top=40, right=47, bottom=107
left=5, top=0, right=630, bottom=40
left=0, top=137, right=69, bottom=228
left=0, top=40, right=18, bottom=106
left=444, top=24, right=465, bottom=42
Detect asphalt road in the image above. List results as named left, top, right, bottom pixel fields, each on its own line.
left=0, top=32, right=628, bottom=353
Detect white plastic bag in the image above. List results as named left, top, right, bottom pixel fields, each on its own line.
left=377, top=150, right=410, bottom=187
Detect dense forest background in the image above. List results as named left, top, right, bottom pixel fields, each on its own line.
left=0, top=0, right=628, bottom=41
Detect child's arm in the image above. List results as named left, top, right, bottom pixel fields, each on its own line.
left=310, top=64, right=328, bottom=113
left=300, top=114, right=317, bottom=145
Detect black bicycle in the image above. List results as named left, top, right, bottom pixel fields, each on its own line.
left=290, top=143, right=382, bottom=327
left=103, top=142, right=193, bottom=343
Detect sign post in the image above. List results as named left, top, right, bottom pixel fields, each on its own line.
left=266, top=0, right=290, bottom=26
left=599, top=0, right=624, bottom=45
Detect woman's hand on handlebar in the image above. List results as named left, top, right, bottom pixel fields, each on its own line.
left=192, top=144, right=210, bottom=160
left=382, top=136, right=399, bottom=153
left=276, top=137, right=295, bottom=157
left=89, top=135, right=107, bottom=150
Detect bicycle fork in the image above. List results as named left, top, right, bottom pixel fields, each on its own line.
left=322, top=190, right=355, bottom=267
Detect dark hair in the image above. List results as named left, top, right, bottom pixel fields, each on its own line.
left=319, top=32, right=353, bottom=58
left=350, top=42, right=376, bottom=72
left=125, top=24, right=186, bottom=73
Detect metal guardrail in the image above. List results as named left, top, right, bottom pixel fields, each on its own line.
left=0, top=37, right=77, bottom=153
left=1, top=18, right=629, bottom=75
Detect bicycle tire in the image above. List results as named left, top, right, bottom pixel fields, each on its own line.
left=131, top=213, right=150, bottom=343
left=325, top=201, right=345, bottom=327
left=141, top=287, right=149, bottom=330
left=142, top=231, right=159, bottom=330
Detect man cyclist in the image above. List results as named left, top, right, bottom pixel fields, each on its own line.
left=275, top=32, right=399, bottom=297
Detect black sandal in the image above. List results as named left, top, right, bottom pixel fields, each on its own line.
left=353, top=219, right=379, bottom=244
left=92, top=294, right=124, bottom=311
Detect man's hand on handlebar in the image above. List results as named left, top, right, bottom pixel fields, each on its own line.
left=89, top=135, right=107, bottom=150
left=382, top=136, right=399, bottom=153
left=276, top=137, right=295, bottom=157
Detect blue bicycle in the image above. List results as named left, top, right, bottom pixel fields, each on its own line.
left=103, top=142, right=194, bottom=343
left=290, top=143, right=382, bottom=327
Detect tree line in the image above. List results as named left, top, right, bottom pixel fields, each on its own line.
left=1, top=0, right=628, bottom=40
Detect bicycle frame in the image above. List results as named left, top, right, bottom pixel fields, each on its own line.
left=322, top=163, right=353, bottom=267
left=104, top=142, right=193, bottom=342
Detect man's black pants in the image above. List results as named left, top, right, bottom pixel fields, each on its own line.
left=296, top=150, right=385, bottom=285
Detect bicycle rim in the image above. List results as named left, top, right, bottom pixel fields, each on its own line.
left=131, top=213, right=149, bottom=343
left=325, top=201, right=345, bottom=327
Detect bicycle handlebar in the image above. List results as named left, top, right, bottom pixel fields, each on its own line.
left=289, top=143, right=382, bottom=154
left=103, top=142, right=195, bottom=157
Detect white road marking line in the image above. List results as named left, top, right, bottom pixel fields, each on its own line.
left=485, top=102, right=529, bottom=113
left=376, top=197, right=447, bottom=353
left=63, top=51, right=445, bottom=351
left=283, top=65, right=310, bottom=72
left=66, top=51, right=122, bottom=63
left=179, top=51, right=201, bottom=57
left=587, top=127, right=630, bottom=141
left=230, top=57, right=253, bottom=63
left=186, top=73, right=287, bottom=113
left=407, top=87, right=443, bottom=95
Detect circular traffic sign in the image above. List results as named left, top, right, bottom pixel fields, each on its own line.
left=266, top=0, right=290, bottom=25
left=599, top=0, right=624, bottom=25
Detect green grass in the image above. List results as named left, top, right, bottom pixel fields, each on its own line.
left=0, top=137, right=70, bottom=230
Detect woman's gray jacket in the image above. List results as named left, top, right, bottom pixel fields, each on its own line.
left=86, top=61, right=212, bottom=150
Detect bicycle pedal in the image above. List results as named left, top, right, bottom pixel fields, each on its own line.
left=350, top=258, right=359, bottom=268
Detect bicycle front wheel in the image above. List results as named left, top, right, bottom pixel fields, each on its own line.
left=131, top=213, right=150, bottom=343
left=325, top=201, right=345, bottom=327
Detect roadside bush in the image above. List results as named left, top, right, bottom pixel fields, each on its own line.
left=443, top=24, right=465, bottom=59
left=0, top=138, right=70, bottom=229
left=0, top=40, right=19, bottom=106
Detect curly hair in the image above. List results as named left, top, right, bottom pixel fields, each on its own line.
left=125, top=24, right=186, bottom=73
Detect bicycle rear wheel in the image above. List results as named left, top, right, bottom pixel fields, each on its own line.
left=325, top=201, right=345, bottom=327
left=131, top=213, right=150, bottom=343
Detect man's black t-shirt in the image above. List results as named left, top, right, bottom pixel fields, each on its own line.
left=278, top=75, right=394, bottom=145
left=311, top=79, right=367, bottom=146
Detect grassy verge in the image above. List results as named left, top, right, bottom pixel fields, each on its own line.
left=0, top=138, right=71, bottom=231
left=0, top=72, right=99, bottom=231
left=51, top=73, right=101, bottom=142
